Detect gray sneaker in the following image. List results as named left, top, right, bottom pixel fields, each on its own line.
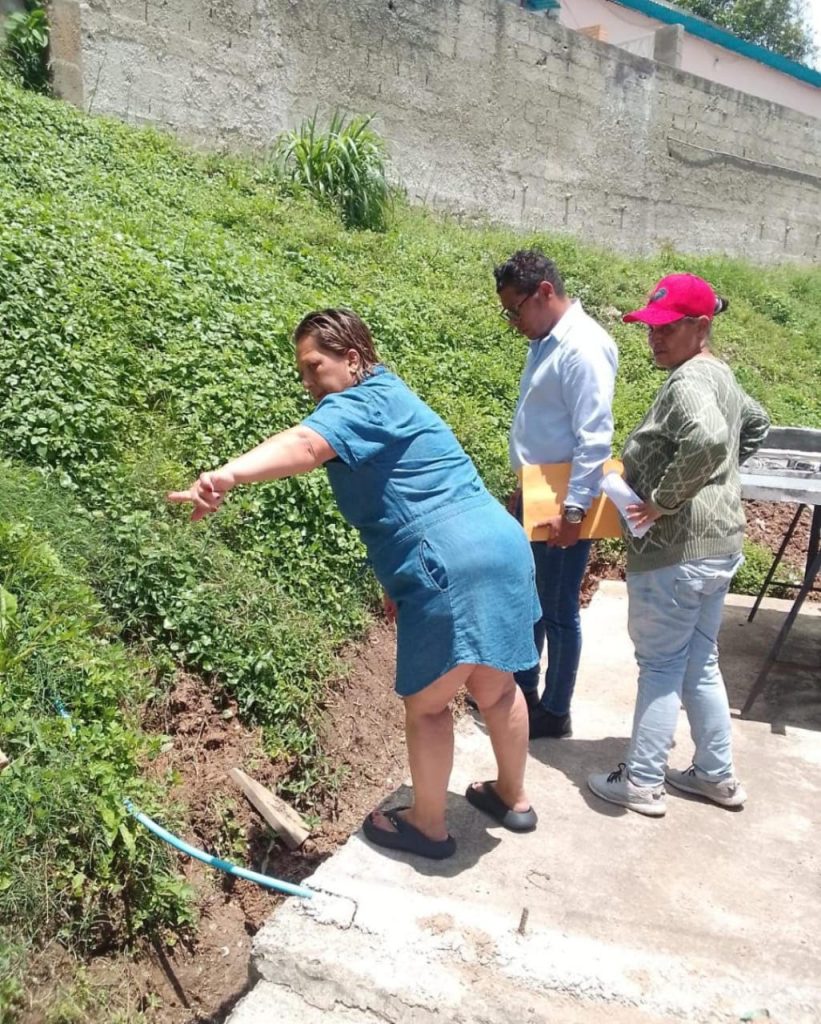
left=587, top=763, right=666, bottom=817
left=665, top=765, right=747, bottom=808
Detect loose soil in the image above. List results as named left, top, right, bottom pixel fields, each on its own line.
left=20, top=500, right=815, bottom=1022
left=143, top=624, right=405, bottom=1023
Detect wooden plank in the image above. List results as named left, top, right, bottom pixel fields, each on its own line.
left=229, top=768, right=310, bottom=850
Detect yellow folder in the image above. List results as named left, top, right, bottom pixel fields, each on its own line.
left=519, top=460, right=624, bottom=542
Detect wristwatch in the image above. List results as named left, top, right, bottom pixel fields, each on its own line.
left=562, top=504, right=586, bottom=525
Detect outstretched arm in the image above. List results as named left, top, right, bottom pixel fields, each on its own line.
left=168, top=425, right=336, bottom=521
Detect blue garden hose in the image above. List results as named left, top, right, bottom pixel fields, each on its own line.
left=125, top=800, right=313, bottom=899
left=52, top=699, right=312, bottom=899
left=53, top=696, right=75, bottom=733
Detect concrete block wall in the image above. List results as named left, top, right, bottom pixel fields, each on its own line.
left=47, top=0, right=821, bottom=262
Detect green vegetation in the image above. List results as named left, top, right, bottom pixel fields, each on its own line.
left=736, top=538, right=795, bottom=598
left=0, top=466, right=194, bottom=1017
left=0, top=74, right=819, bottom=1018
left=669, top=0, right=817, bottom=64
left=1, top=2, right=50, bottom=94
left=273, top=112, right=395, bottom=231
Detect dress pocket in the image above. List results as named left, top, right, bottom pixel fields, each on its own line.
left=419, top=537, right=450, bottom=593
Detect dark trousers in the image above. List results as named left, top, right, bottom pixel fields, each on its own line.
left=514, top=538, right=592, bottom=717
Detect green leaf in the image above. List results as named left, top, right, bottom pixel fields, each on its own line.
left=118, top=821, right=136, bottom=855
left=0, top=586, right=18, bottom=639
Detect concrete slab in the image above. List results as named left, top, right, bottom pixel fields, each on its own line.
left=722, top=592, right=821, bottom=732
left=228, top=583, right=821, bottom=1024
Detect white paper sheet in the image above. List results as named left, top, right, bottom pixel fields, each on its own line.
left=600, top=472, right=654, bottom=539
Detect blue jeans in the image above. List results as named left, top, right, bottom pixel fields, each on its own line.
left=626, top=554, right=742, bottom=787
left=514, top=538, right=592, bottom=716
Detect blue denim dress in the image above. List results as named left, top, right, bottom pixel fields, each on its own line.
left=302, top=367, right=539, bottom=696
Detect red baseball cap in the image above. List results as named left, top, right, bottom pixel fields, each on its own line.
left=623, top=273, right=719, bottom=326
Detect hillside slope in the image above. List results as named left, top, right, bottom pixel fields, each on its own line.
left=0, top=75, right=819, bottom=1018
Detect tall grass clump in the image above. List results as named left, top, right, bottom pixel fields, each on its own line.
left=274, top=112, right=395, bottom=231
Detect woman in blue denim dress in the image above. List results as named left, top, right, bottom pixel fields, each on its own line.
left=169, top=309, right=540, bottom=859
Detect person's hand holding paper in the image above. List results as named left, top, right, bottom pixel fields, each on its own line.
left=600, top=472, right=656, bottom=539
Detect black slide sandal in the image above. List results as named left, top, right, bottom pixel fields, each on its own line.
left=465, top=781, right=538, bottom=832
left=362, top=807, right=456, bottom=860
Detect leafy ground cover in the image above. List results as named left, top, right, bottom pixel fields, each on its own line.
left=0, top=75, right=819, bottom=1020
left=0, top=466, right=194, bottom=1023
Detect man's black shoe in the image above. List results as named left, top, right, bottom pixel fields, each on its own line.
left=528, top=708, right=572, bottom=740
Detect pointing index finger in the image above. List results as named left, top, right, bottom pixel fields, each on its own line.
left=167, top=490, right=193, bottom=504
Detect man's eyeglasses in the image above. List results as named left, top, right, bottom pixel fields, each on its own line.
left=500, top=288, right=538, bottom=323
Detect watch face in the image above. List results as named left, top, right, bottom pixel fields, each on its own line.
left=564, top=508, right=583, bottom=524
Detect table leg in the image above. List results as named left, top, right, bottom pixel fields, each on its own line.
left=748, top=504, right=806, bottom=623
left=740, top=547, right=821, bottom=718
left=806, top=505, right=821, bottom=586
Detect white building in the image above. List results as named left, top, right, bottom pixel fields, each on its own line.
left=543, top=0, right=821, bottom=117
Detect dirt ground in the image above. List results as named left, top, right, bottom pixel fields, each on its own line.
left=19, top=500, right=816, bottom=1023
left=130, top=623, right=405, bottom=1023
left=77, top=624, right=406, bottom=1024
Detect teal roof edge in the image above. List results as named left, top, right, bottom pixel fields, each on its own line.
left=608, top=0, right=821, bottom=89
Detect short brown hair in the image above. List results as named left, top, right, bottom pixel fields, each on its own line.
left=293, top=308, right=380, bottom=382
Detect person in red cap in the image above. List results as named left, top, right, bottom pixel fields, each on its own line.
left=588, top=274, right=770, bottom=817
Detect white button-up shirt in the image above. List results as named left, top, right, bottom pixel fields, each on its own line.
left=509, top=300, right=618, bottom=510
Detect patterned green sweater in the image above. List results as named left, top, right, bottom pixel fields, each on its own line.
left=623, top=356, right=770, bottom=573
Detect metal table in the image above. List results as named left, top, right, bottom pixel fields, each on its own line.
left=739, top=427, right=821, bottom=717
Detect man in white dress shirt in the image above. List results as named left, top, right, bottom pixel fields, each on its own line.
left=495, top=250, right=618, bottom=739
